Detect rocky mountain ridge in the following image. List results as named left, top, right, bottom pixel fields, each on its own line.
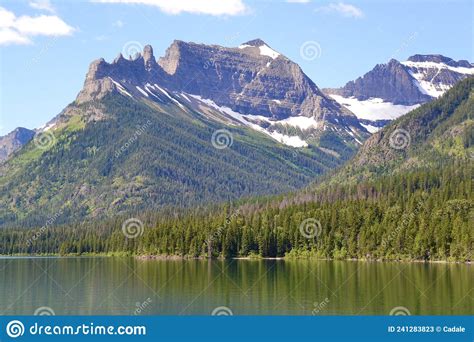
left=74, top=39, right=367, bottom=147
left=324, top=54, right=473, bottom=131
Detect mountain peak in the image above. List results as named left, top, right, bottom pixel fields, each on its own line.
left=0, top=126, right=35, bottom=162
left=407, top=54, right=472, bottom=68
left=241, top=38, right=267, bottom=47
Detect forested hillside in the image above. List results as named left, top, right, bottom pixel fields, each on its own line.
left=0, top=94, right=350, bottom=228
left=0, top=78, right=471, bottom=261
left=0, top=161, right=471, bottom=261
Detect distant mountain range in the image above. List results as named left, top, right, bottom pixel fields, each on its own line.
left=324, top=54, right=474, bottom=132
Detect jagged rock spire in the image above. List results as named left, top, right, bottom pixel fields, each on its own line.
left=143, top=44, right=157, bottom=71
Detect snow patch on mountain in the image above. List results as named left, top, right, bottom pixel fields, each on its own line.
left=110, top=78, right=133, bottom=98
left=407, top=74, right=450, bottom=98
left=189, top=94, right=308, bottom=147
left=360, top=123, right=380, bottom=133
left=329, top=95, right=420, bottom=121
left=135, top=86, right=149, bottom=97
left=238, top=43, right=280, bottom=59
left=279, top=116, right=320, bottom=130
left=401, top=61, right=474, bottom=75
left=401, top=60, right=474, bottom=98
left=259, top=44, right=280, bottom=59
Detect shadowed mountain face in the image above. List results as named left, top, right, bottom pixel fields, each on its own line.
left=0, top=127, right=35, bottom=162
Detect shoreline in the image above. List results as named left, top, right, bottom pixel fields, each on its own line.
left=0, top=253, right=471, bottom=264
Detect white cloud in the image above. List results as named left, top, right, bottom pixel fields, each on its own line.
left=15, top=15, right=75, bottom=36
left=0, top=7, right=16, bottom=28
left=0, top=28, right=31, bottom=45
left=113, top=19, right=124, bottom=27
left=315, top=2, right=364, bottom=18
left=92, top=0, right=248, bottom=16
left=0, top=6, right=74, bottom=45
left=29, top=0, right=56, bottom=13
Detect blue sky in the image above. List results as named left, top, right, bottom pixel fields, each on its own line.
left=0, top=0, right=472, bottom=134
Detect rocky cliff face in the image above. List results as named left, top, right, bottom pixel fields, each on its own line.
left=327, top=55, right=474, bottom=105
left=156, top=39, right=352, bottom=122
left=78, top=39, right=356, bottom=122
left=74, top=38, right=368, bottom=147
left=401, top=55, right=474, bottom=98
left=407, top=54, right=472, bottom=68
left=327, top=59, right=432, bottom=106
left=0, top=127, right=35, bottom=162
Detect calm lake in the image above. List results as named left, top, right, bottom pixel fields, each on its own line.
left=0, top=257, right=472, bottom=315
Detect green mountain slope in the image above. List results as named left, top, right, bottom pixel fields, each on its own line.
left=0, top=92, right=353, bottom=227
left=331, top=76, right=473, bottom=183
left=2, top=78, right=471, bottom=261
